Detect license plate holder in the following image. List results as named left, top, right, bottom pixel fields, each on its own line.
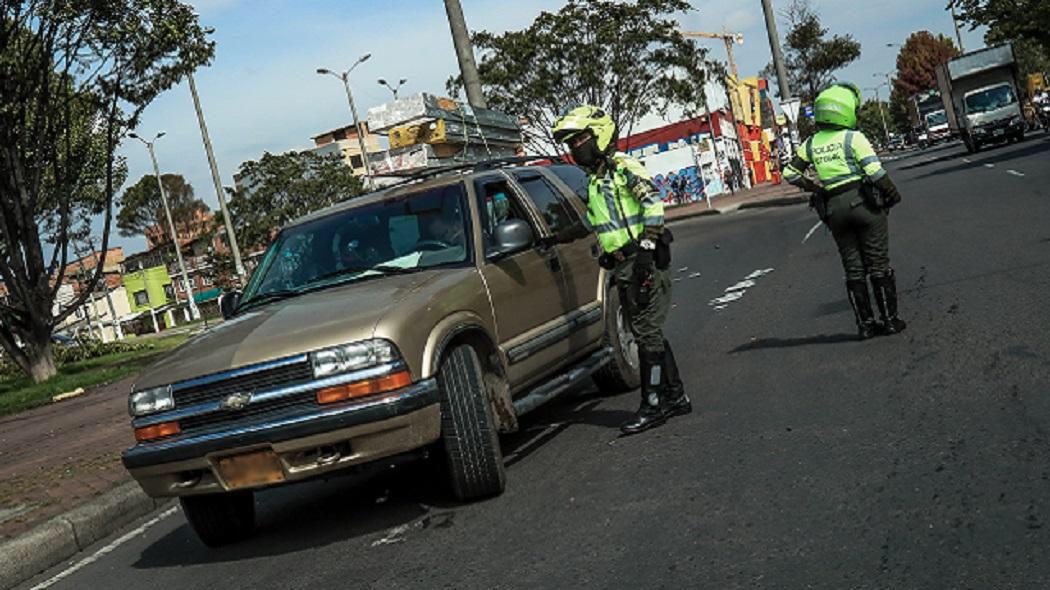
left=215, top=449, right=285, bottom=490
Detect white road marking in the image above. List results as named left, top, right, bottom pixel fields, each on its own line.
left=745, top=268, right=775, bottom=280
left=371, top=523, right=412, bottom=547
left=725, top=279, right=756, bottom=292
left=1007, top=169, right=1025, bottom=177
left=802, top=220, right=823, bottom=244
left=984, top=163, right=995, bottom=168
left=962, top=157, right=972, bottom=163
left=30, top=506, right=179, bottom=590
left=677, top=267, right=689, bottom=273
left=688, top=272, right=702, bottom=279
left=708, top=268, right=774, bottom=311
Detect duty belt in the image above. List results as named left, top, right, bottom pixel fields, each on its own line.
left=608, top=241, right=638, bottom=263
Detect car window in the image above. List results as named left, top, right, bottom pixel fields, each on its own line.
left=512, top=171, right=588, bottom=241
left=548, top=165, right=589, bottom=204
left=473, top=177, right=532, bottom=253
left=241, top=183, right=470, bottom=305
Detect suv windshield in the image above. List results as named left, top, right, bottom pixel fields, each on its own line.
left=964, top=84, right=1016, bottom=115
left=240, top=183, right=470, bottom=310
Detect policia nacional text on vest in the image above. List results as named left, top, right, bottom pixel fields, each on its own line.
left=553, top=105, right=692, bottom=436
left=784, top=83, right=908, bottom=340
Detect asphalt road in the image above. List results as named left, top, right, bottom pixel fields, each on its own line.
left=21, top=132, right=1050, bottom=590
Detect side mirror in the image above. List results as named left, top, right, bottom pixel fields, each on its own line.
left=218, top=290, right=242, bottom=320
left=488, top=219, right=534, bottom=261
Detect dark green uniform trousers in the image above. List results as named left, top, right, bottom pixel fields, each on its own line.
left=826, top=191, right=890, bottom=281
left=612, top=254, right=672, bottom=354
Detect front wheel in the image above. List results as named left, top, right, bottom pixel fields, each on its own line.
left=180, top=490, right=255, bottom=547
left=593, top=288, right=641, bottom=393
left=437, top=345, right=506, bottom=500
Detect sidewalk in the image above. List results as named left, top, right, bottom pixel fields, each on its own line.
left=665, top=181, right=807, bottom=222
left=0, top=375, right=138, bottom=542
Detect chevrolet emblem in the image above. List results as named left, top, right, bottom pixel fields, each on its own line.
left=219, top=391, right=253, bottom=411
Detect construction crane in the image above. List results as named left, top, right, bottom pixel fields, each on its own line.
left=680, top=30, right=744, bottom=80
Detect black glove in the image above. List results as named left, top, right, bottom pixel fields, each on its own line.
left=632, top=248, right=655, bottom=308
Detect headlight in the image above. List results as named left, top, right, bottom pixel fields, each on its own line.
left=129, top=385, right=174, bottom=417
left=311, top=339, right=400, bottom=378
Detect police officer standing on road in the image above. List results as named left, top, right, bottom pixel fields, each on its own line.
left=784, top=82, right=907, bottom=339
left=552, top=106, right=691, bottom=436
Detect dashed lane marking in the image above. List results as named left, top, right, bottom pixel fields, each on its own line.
left=962, top=157, right=972, bottom=163
left=30, top=506, right=179, bottom=590
left=984, top=163, right=995, bottom=168
left=708, top=268, right=774, bottom=311
left=1007, top=169, right=1025, bottom=177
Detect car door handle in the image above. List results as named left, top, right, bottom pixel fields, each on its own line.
left=548, top=256, right=562, bottom=273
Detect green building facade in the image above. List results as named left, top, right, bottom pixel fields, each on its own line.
left=123, top=265, right=176, bottom=328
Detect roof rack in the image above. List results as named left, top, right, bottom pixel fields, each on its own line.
left=373, top=155, right=567, bottom=189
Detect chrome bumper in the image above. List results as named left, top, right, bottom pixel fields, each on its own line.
left=122, top=379, right=441, bottom=497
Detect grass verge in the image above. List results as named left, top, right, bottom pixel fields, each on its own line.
left=0, top=332, right=191, bottom=418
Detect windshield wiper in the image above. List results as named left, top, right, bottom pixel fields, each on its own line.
left=307, top=264, right=417, bottom=286
left=237, top=288, right=303, bottom=312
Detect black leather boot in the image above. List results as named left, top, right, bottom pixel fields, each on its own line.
left=846, top=279, right=879, bottom=340
left=871, top=271, right=907, bottom=335
left=620, top=349, right=669, bottom=436
left=661, top=340, right=692, bottom=418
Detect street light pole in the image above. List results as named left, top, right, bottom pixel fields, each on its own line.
left=866, top=85, right=891, bottom=144
left=948, top=1, right=966, bottom=53
left=377, top=78, right=407, bottom=100
left=318, top=55, right=375, bottom=187
left=187, top=72, right=246, bottom=285
left=129, top=132, right=201, bottom=321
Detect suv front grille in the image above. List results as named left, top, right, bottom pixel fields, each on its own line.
left=172, top=358, right=318, bottom=434
left=173, top=360, right=315, bottom=407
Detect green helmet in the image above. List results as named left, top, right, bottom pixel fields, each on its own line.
left=552, top=105, right=617, bottom=152
left=814, top=82, right=862, bottom=129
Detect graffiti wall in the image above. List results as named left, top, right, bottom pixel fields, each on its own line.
left=640, top=147, right=707, bottom=205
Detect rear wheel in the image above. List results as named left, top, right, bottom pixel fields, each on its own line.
left=437, top=345, right=506, bottom=500
left=180, top=490, right=255, bottom=547
left=593, top=288, right=641, bottom=393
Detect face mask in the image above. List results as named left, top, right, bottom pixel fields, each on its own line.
left=570, top=136, right=604, bottom=169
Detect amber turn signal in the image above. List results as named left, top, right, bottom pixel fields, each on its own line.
left=316, top=370, right=412, bottom=405
left=135, top=421, right=181, bottom=442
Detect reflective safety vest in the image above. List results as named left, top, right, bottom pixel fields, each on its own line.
left=586, top=153, right=664, bottom=254
left=784, top=129, right=886, bottom=190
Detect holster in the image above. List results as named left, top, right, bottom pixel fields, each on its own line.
left=860, top=180, right=886, bottom=210
left=811, top=190, right=830, bottom=223
left=655, top=228, right=673, bottom=270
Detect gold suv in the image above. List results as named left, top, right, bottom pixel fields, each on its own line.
left=122, top=161, right=640, bottom=546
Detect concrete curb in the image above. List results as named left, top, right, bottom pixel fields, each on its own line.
left=736, top=195, right=808, bottom=210
left=0, top=480, right=162, bottom=590
left=667, top=194, right=807, bottom=224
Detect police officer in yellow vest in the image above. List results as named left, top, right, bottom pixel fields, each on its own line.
left=553, top=106, right=691, bottom=435
left=784, top=82, right=907, bottom=339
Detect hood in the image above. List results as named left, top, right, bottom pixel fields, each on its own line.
left=966, top=103, right=1020, bottom=127
left=134, top=270, right=443, bottom=390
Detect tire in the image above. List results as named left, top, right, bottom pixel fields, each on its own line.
left=437, top=345, right=506, bottom=500
left=180, top=490, right=255, bottom=547
left=592, top=288, right=641, bottom=394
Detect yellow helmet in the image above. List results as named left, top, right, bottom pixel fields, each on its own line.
left=552, top=105, right=618, bottom=152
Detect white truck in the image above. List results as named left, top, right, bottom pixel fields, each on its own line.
left=935, top=43, right=1025, bottom=153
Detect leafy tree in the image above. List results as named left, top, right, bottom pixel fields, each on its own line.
left=983, top=28, right=1050, bottom=95
left=892, top=31, right=959, bottom=96
left=446, top=0, right=718, bottom=155
left=954, top=0, right=1050, bottom=56
left=118, top=174, right=211, bottom=248
left=773, top=0, right=862, bottom=104
left=227, top=151, right=365, bottom=251
left=0, top=1, right=213, bottom=382
left=858, top=99, right=891, bottom=144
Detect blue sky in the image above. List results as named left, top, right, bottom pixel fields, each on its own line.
left=103, top=0, right=986, bottom=255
